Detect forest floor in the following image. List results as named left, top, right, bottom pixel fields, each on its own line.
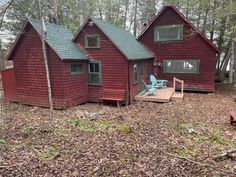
left=0, top=83, right=236, bottom=177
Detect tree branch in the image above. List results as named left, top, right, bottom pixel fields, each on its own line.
left=0, top=0, right=14, bottom=30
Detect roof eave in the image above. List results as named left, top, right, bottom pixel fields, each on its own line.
left=5, top=19, right=29, bottom=60
left=62, top=58, right=89, bottom=61
left=128, top=57, right=154, bottom=61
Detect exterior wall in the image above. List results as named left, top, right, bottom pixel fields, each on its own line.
left=1, top=68, right=17, bottom=102
left=47, top=48, right=88, bottom=109
left=74, top=23, right=129, bottom=102
left=138, top=7, right=217, bottom=92
left=129, top=59, right=153, bottom=102
left=12, top=25, right=50, bottom=107
left=12, top=24, right=88, bottom=109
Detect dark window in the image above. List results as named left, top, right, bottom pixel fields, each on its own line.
left=71, top=64, right=84, bottom=75
left=133, top=63, right=138, bottom=84
left=164, top=60, right=200, bottom=74
left=146, top=63, right=149, bottom=76
left=154, top=25, right=183, bottom=42
left=88, top=61, right=102, bottom=85
left=85, top=34, right=100, bottom=48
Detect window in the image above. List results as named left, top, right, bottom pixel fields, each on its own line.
left=70, top=64, right=84, bottom=75
left=164, top=60, right=200, bottom=74
left=88, top=61, right=102, bottom=85
left=154, top=24, right=183, bottom=42
left=133, top=63, right=138, bottom=84
left=85, top=34, right=100, bottom=48
left=146, top=63, right=149, bottom=76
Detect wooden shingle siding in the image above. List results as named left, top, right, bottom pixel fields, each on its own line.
left=74, top=24, right=129, bottom=102
left=12, top=24, right=89, bottom=109
left=138, top=7, right=217, bottom=92
left=13, top=25, right=49, bottom=107
left=129, top=59, right=153, bottom=102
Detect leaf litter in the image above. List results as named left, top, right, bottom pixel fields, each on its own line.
left=0, top=83, right=236, bottom=176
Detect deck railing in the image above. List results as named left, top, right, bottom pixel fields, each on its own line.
left=173, top=77, right=184, bottom=94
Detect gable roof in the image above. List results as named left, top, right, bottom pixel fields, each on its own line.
left=7, top=18, right=88, bottom=61
left=73, top=18, right=154, bottom=60
left=137, top=6, right=220, bottom=53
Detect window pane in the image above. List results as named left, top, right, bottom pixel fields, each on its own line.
left=133, top=64, right=138, bottom=83
left=88, top=74, right=100, bottom=84
left=86, top=34, right=100, bottom=48
left=89, top=63, right=94, bottom=73
left=158, top=28, right=168, bottom=41
left=87, top=36, right=97, bottom=47
left=146, top=63, right=149, bottom=75
left=71, top=64, right=84, bottom=75
left=94, top=63, right=99, bottom=73
left=155, top=25, right=183, bottom=41
left=164, top=60, right=199, bottom=74
left=168, top=27, right=180, bottom=40
left=88, top=61, right=102, bottom=84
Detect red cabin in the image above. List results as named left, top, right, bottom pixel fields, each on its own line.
left=138, top=6, right=220, bottom=92
left=3, top=18, right=153, bottom=108
left=2, top=6, right=220, bottom=108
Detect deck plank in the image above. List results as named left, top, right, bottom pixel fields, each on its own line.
left=172, top=92, right=184, bottom=100
left=135, top=88, right=175, bottom=103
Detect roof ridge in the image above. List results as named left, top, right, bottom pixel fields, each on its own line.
left=28, top=18, right=69, bottom=31
left=91, top=18, right=130, bottom=34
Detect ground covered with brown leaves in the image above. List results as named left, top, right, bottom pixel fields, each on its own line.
left=0, top=83, right=236, bottom=177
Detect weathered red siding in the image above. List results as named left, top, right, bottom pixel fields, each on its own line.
left=74, top=23, right=129, bottom=102
left=1, top=68, right=17, bottom=102
left=138, top=7, right=217, bottom=92
left=47, top=48, right=88, bottom=109
left=12, top=24, right=88, bottom=109
left=129, top=59, right=153, bottom=102
left=12, top=25, right=50, bottom=107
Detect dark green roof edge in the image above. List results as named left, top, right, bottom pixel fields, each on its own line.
left=91, top=18, right=154, bottom=60
left=28, top=18, right=89, bottom=60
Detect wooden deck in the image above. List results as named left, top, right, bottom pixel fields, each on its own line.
left=135, top=87, right=184, bottom=103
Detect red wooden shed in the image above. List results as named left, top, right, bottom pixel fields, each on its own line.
left=4, top=19, right=89, bottom=109
left=138, top=6, right=220, bottom=92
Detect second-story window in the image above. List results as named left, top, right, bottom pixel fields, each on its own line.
left=85, top=34, right=100, bottom=48
left=154, top=24, right=184, bottom=42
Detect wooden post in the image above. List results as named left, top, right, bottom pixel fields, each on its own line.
left=173, top=77, right=176, bottom=90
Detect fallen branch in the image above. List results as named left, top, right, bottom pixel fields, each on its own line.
left=162, top=151, right=214, bottom=168
left=162, top=151, right=234, bottom=175
left=213, top=149, right=236, bottom=161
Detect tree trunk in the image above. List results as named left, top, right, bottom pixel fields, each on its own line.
left=229, top=37, right=235, bottom=84
left=53, top=0, right=58, bottom=24
left=233, top=30, right=236, bottom=85
left=123, top=0, right=129, bottom=29
left=202, top=8, right=209, bottom=36
left=133, top=0, right=138, bottom=37
left=218, top=42, right=231, bottom=82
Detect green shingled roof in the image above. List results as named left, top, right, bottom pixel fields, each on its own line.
left=91, top=18, right=154, bottom=60
left=29, top=19, right=88, bottom=60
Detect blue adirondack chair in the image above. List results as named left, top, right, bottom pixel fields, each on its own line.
left=150, top=74, right=168, bottom=88
left=141, top=80, right=157, bottom=96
